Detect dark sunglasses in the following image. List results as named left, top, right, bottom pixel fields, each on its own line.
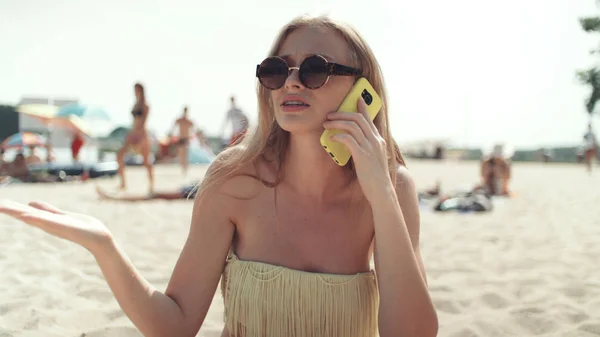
left=256, top=54, right=362, bottom=90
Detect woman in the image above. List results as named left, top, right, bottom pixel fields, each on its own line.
left=117, top=83, right=155, bottom=192
left=0, top=15, right=437, bottom=337
left=95, top=184, right=198, bottom=201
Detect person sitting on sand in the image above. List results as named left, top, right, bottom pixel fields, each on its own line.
left=9, top=152, right=30, bottom=181
left=480, top=144, right=511, bottom=196
left=5, top=152, right=77, bottom=183
left=95, top=183, right=199, bottom=201
left=0, top=15, right=437, bottom=337
left=26, top=145, right=42, bottom=165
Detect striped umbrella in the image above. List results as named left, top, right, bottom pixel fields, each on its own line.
left=50, top=115, right=94, bottom=137
left=1, top=132, right=47, bottom=149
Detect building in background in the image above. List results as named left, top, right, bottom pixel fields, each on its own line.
left=17, top=96, right=91, bottom=148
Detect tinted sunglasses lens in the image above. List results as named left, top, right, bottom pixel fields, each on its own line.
left=300, top=56, right=329, bottom=89
left=258, top=58, right=288, bottom=89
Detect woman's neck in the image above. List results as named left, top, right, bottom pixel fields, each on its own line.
left=282, top=132, right=353, bottom=202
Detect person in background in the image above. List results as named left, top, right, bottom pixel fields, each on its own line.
left=4, top=152, right=75, bottom=183
left=0, top=148, right=8, bottom=177
left=45, top=143, right=56, bottom=163
left=95, top=183, right=199, bottom=201
left=583, top=123, right=598, bottom=174
left=480, top=144, right=511, bottom=196
left=220, top=96, right=249, bottom=146
left=116, top=82, right=155, bottom=192
left=9, top=152, right=30, bottom=181
left=26, top=145, right=42, bottom=165
left=169, top=106, right=196, bottom=175
left=71, top=131, right=85, bottom=163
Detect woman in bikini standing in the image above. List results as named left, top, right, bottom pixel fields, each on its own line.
left=116, top=83, right=155, bottom=192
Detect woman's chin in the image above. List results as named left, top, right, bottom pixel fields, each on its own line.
left=277, top=122, right=323, bottom=136
left=276, top=115, right=324, bottom=135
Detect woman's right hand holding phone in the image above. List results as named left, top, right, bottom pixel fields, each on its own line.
left=0, top=200, right=113, bottom=255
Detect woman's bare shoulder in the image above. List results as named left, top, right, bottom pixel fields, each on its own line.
left=202, top=145, right=274, bottom=201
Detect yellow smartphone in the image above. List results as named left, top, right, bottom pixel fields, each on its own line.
left=320, top=77, right=382, bottom=166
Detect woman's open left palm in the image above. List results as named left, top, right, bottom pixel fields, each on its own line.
left=0, top=200, right=112, bottom=253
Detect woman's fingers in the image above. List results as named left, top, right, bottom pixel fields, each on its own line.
left=331, top=133, right=362, bottom=157
left=0, top=200, right=37, bottom=217
left=323, top=120, right=367, bottom=147
left=1, top=199, right=109, bottom=249
left=1, top=200, right=66, bottom=230
left=17, top=212, right=56, bottom=231
left=357, top=97, right=379, bottom=135
left=29, top=201, right=65, bottom=215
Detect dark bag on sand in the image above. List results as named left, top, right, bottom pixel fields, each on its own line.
left=434, top=192, right=493, bottom=213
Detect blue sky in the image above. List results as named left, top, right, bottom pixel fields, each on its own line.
left=0, top=0, right=599, bottom=149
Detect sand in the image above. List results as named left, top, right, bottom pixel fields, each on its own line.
left=0, top=160, right=599, bottom=337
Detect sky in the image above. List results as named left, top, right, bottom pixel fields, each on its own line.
left=0, top=0, right=599, bottom=149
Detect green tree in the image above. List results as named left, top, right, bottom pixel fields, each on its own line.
left=577, top=68, right=600, bottom=115
left=578, top=3, right=600, bottom=116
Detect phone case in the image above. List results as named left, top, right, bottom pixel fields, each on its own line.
left=320, top=77, right=383, bottom=166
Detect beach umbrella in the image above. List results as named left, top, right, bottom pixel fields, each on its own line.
left=50, top=115, right=94, bottom=137
left=1, top=132, right=46, bottom=149
left=16, top=104, right=59, bottom=123
left=56, top=103, right=111, bottom=121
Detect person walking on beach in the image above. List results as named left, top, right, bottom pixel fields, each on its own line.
left=220, top=96, right=249, bottom=146
left=169, top=106, right=196, bottom=175
left=583, top=123, right=597, bottom=174
left=116, top=83, right=155, bottom=193
left=0, top=15, right=437, bottom=337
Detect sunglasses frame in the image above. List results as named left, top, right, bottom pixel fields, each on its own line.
left=255, top=54, right=362, bottom=90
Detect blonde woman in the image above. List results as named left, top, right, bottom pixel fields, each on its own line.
left=0, top=15, right=437, bottom=337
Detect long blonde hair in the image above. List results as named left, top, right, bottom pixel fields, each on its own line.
left=195, top=15, right=405, bottom=200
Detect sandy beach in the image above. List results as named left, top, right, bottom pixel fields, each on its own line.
left=0, top=160, right=599, bottom=337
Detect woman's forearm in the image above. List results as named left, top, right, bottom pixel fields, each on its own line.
left=371, top=189, right=438, bottom=337
left=90, top=239, right=188, bottom=337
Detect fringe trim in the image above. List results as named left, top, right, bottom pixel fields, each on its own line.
left=221, top=250, right=379, bottom=337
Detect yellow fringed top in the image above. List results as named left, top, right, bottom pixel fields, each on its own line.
left=220, top=250, right=379, bottom=337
